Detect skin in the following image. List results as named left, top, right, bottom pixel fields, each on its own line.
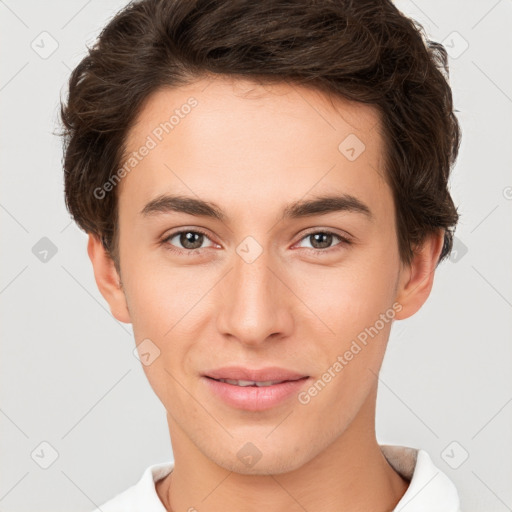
left=88, top=76, right=444, bottom=512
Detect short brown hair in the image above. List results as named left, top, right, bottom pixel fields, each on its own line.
left=60, top=0, right=460, bottom=270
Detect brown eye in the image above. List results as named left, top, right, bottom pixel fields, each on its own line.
left=295, top=230, right=352, bottom=254
left=178, top=231, right=204, bottom=250
left=163, top=229, right=215, bottom=253
left=309, top=232, right=334, bottom=249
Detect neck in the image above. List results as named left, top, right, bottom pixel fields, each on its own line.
left=156, top=386, right=409, bottom=512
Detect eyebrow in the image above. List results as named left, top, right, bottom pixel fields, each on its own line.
left=140, top=193, right=373, bottom=222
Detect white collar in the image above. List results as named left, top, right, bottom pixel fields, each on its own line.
left=95, top=444, right=461, bottom=511
left=380, top=445, right=461, bottom=511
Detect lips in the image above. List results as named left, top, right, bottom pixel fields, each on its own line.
left=215, top=378, right=288, bottom=387
left=201, top=366, right=310, bottom=411
left=204, top=366, right=308, bottom=383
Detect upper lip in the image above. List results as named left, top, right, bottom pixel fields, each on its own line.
left=203, top=366, right=308, bottom=382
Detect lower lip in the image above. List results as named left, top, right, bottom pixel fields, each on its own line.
left=202, top=376, right=310, bottom=411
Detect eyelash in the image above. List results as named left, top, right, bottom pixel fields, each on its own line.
left=160, top=228, right=352, bottom=256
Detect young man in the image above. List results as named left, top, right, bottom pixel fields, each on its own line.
left=60, top=0, right=462, bottom=510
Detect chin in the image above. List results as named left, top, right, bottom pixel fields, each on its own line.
left=209, top=442, right=314, bottom=476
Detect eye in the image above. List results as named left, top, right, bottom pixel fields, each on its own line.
left=162, top=229, right=217, bottom=254
left=295, top=230, right=351, bottom=253
left=161, top=228, right=352, bottom=256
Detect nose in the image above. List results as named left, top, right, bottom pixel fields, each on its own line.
left=215, top=245, right=294, bottom=347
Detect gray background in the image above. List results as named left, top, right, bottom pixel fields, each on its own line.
left=1, top=0, right=511, bottom=510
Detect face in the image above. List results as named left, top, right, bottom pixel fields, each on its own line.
left=94, top=76, right=426, bottom=475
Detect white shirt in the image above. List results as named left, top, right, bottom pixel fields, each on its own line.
left=91, top=445, right=461, bottom=512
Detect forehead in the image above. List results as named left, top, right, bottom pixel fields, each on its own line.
left=118, top=76, right=389, bottom=222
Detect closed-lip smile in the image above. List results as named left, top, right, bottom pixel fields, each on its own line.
left=202, top=366, right=310, bottom=411
left=203, top=366, right=309, bottom=382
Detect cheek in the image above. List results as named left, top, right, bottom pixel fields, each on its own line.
left=294, top=245, right=400, bottom=395
left=296, top=265, right=397, bottom=422
left=305, top=260, right=398, bottom=338
left=121, top=245, right=195, bottom=335
left=122, top=258, right=215, bottom=378
left=125, top=266, right=200, bottom=403
left=125, top=278, right=175, bottom=339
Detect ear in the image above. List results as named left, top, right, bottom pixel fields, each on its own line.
left=394, top=230, right=445, bottom=320
left=87, top=233, right=131, bottom=324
